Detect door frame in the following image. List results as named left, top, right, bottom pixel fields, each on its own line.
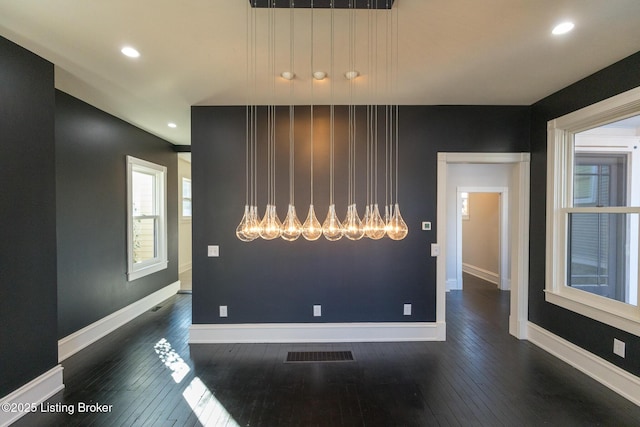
left=436, top=153, right=530, bottom=339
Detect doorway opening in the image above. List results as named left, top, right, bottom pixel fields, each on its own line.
left=458, top=189, right=508, bottom=291
left=178, top=153, right=192, bottom=293
left=436, top=153, right=530, bottom=340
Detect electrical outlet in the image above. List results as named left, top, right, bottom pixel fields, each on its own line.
left=403, top=303, right=412, bottom=316
left=613, top=338, right=625, bottom=358
left=219, top=305, right=228, bottom=318
left=208, top=245, right=219, bottom=257
left=313, top=305, right=322, bottom=317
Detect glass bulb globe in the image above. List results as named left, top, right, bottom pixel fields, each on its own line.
left=322, top=204, right=344, bottom=241
left=387, top=203, right=409, bottom=240
left=248, top=205, right=262, bottom=236
left=365, top=203, right=386, bottom=240
left=281, top=204, right=302, bottom=241
left=259, top=204, right=282, bottom=240
left=362, top=204, right=371, bottom=238
left=384, top=204, right=392, bottom=234
left=236, top=205, right=256, bottom=242
left=343, top=204, right=365, bottom=240
left=302, top=204, right=323, bottom=241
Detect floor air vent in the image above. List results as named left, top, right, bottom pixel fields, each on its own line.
left=286, top=351, right=354, bottom=363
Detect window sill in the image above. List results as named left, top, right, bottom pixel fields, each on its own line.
left=128, top=261, right=168, bottom=282
left=544, top=289, right=640, bottom=336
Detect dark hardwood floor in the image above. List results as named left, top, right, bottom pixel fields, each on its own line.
left=14, top=274, right=640, bottom=426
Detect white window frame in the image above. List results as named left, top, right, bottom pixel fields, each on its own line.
left=546, top=86, right=640, bottom=336
left=127, top=156, right=168, bottom=281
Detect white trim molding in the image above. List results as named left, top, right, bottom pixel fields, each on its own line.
left=545, top=86, right=640, bottom=335
left=437, top=152, right=530, bottom=340
left=189, top=322, right=446, bottom=344
left=58, top=281, right=180, bottom=362
left=528, top=322, right=640, bottom=407
left=462, top=263, right=499, bottom=286
left=0, top=365, right=64, bottom=427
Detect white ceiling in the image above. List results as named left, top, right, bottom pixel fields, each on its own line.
left=1, top=0, right=640, bottom=146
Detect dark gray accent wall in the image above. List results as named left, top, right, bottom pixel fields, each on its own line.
left=0, top=37, right=58, bottom=397
left=191, top=105, right=529, bottom=324
left=529, top=51, right=640, bottom=376
left=55, top=91, right=179, bottom=339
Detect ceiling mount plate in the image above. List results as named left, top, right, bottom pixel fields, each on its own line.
left=250, top=0, right=394, bottom=9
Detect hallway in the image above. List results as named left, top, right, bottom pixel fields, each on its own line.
left=14, top=275, right=640, bottom=426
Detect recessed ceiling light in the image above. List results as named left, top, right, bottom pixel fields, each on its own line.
left=121, top=46, right=140, bottom=58
left=552, top=22, right=575, bottom=35
left=168, top=122, right=177, bottom=128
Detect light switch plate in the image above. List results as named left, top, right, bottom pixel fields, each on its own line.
left=431, top=243, right=440, bottom=257
left=421, top=221, right=431, bottom=231
left=613, top=338, right=625, bottom=358
left=208, top=245, right=219, bottom=257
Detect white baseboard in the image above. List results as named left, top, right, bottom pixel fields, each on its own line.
left=179, top=263, right=192, bottom=274
left=527, top=322, right=640, bottom=406
left=58, top=281, right=180, bottom=362
left=462, top=263, right=499, bottom=286
left=190, top=322, right=446, bottom=344
left=0, top=365, right=64, bottom=427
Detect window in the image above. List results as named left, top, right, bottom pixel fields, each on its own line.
left=546, top=86, right=640, bottom=335
left=461, top=192, right=469, bottom=220
left=127, top=156, right=168, bottom=281
left=181, top=177, right=192, bottom=219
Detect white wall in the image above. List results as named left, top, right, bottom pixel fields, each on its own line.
left=446, top=163, right=514, bottom=289
left=178, top=154, right=192, bottom=273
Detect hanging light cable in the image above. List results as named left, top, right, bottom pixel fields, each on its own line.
left=386, top=0, right=408, bottom=240
left=260, top=0, right=283, bottom=240
left=366, top=0, right=387, bottom=240
left=343, top=0, right=364, bottom=240
left=282, top=0, right=302, bottom=241
left=302, top=0, right=323, bottom=241
left=248, top=1, right=261, bottom=237
left=384, top=0, right=392, bottom=232
left=237, top=0, right=259, bottom=242
left=322, top=0, right=344, bottom=241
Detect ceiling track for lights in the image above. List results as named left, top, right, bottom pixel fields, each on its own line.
left=250, top=0, right=394, bottom=8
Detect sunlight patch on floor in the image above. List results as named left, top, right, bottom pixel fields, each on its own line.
left=154, top=338, right=190, bottom=383
left=183, top=377, right=240, bottom=427
left=155, top=338, right=239, bottom=426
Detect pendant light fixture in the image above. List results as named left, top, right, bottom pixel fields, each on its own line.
left=302, top=0, right=323, bottom=241
left=343, top=0, right=364, bottom=241
left=239, top=0, right=404, bottom=243
left=365, top=0, right=387, bottom=240
left=237, top=0, right=260, bottom=242
left=322, top=0, right=344, bottom=241
left=385, top=0, right=408, bottom=240
left=282, top=0, right=302, bottom=241
left=259, top=0, right=282, bottom=240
